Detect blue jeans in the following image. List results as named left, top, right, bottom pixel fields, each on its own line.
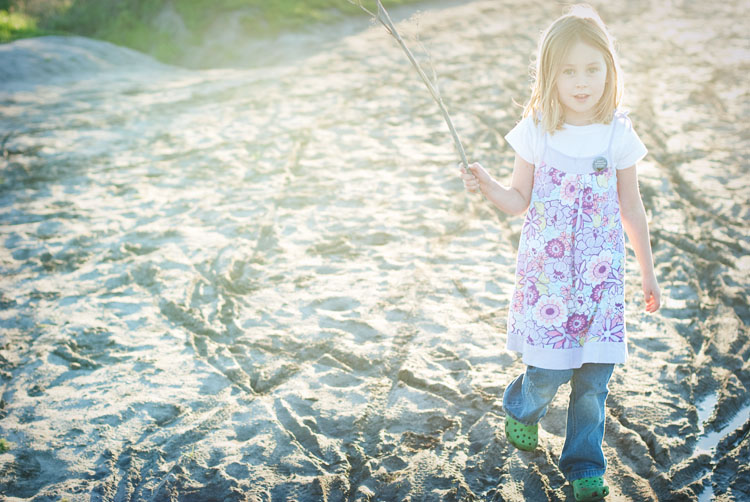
left=502, top=363, right=615, bottom=481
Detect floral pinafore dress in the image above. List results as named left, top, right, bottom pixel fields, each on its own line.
left=506, top=116, right=627, bottom=370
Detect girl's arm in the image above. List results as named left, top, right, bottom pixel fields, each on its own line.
left=617, top=165, right=661, bottom=313
left=460, top=154, right=535, bottom=216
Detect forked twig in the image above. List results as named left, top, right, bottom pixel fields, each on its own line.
left=350, top=0, right=471, bottom=172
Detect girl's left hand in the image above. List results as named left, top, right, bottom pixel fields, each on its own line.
left=642, top=274, right=661, bottom=313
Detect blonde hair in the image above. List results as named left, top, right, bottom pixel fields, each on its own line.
left=523, top=4, right=623, bottom=133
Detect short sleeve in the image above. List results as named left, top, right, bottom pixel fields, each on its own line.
left=614, top=115, right=648, bottom=169
left=504, top=115, right=539, bottom=165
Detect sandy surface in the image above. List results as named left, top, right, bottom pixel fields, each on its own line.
left=0, top=0, right=748, bottom=500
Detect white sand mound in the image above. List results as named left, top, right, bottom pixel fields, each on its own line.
left=0, top=35, right=173, bottom=85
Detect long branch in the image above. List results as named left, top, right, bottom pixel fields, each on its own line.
left=353, top=0, right=470, bottom=171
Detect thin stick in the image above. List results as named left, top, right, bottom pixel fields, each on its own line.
left=350, top=0, right=471, bottom=173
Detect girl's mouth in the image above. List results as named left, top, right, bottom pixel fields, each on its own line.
left=574, top=94, right=590, bottom=102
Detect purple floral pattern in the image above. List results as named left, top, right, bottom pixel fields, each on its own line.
left=508, top=160, right=626, bottom=356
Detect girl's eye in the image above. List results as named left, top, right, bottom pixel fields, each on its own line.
left=588, top=67, right=600, bottom=74
left=563, top=69, right=574, bottom=76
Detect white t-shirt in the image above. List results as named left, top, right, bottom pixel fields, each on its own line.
left=504, top=111, right=648, bottom=170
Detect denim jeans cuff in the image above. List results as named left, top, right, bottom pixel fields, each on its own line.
left=504, top=409, right=537, bottom=427
left=566, top=468, right=606, bottom=482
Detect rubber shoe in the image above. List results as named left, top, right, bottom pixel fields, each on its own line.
left=571, top=476, right=609, bottom=501
left=504, top=415, right=538, bottom=451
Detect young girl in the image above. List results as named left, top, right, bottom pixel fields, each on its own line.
left=460, top=4, right=661, bottom=501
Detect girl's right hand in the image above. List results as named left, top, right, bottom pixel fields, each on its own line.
left=460, top=162, right=492, bottom=195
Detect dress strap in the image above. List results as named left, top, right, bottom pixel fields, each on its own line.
left=606, top=112, right=620, bottom=161
left=533, top=110, right=547, bottom=160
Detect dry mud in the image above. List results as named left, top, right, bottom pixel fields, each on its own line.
left=0, top=0, right=748, bottom=500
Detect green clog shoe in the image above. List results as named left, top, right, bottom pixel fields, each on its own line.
left=571, top=476, right=609, bottom=501
left=504, top=415, right=538, bottom=451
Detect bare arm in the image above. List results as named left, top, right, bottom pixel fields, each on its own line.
left=617, top=164, right=661, bottom=313
left=460, top=154, right=535, bottom=216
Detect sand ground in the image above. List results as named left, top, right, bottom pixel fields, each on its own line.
left=0, top=0, right=748, bottom=500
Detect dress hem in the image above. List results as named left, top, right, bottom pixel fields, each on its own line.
left=506, top=338, right=628, bottom=370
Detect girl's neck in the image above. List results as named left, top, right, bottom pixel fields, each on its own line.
left=563, top=114, right=597, bottom=126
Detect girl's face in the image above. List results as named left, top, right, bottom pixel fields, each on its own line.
left=555, top=40, right=608, bottom=125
